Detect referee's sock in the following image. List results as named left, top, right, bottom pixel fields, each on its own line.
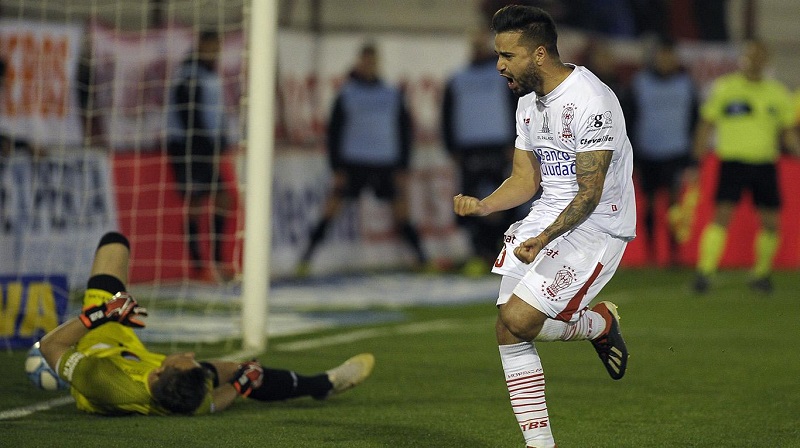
left=753, top=229, right=778, bottom=278
left=696, top=223, right=727, bottom=276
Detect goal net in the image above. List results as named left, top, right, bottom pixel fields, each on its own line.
left=1, top=0, right=482, bottom=353
left=0, top=0, right=263, bottom=352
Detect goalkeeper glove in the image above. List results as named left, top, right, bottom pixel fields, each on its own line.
left=79, top=292, right=148, bottom=329
left=230, top=361, right=264, bottom=397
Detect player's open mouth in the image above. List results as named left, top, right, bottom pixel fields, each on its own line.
left=501, top=74, right=515, bottom=89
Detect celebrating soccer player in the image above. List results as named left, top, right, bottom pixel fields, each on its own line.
left=453, top=6, right=635, bottom=447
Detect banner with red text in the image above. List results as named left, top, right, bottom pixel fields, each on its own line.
left=0, top=20, right=84, bottom=147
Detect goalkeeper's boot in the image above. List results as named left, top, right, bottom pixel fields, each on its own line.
left=590, top=301, right=628, bottom=380
left=326, top=353, right=375, bottom=396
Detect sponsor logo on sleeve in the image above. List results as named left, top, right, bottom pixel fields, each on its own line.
left=585, top=111, right=613, bottom=130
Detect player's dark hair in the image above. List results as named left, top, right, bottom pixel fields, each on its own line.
left=491, top=5, right=560, bottom=57
left=151, top=366, right=208, bottom=415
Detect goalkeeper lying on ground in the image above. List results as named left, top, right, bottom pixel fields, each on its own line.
left=38, top=232, right=375, bottom=416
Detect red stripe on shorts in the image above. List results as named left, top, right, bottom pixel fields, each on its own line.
left=554, top=262, right=603, bottom=322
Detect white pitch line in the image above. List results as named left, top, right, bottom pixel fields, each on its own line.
left=0, top=396, right=74, bottom=420
left=274, top=319, right=463, bottom=352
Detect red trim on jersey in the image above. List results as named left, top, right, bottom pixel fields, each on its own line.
left=554, top=262, right=604, bottom=322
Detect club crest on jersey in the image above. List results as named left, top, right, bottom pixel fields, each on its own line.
left=541, top=265, right=577, bottom=299
left=560, top=103, right=575, bottom=142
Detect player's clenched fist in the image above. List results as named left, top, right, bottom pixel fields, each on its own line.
left=453, top=194, right=490, bottom=217
left=513, top=236, right=546, bottom=264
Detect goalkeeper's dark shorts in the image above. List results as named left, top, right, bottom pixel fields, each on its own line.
left=715, top=161, right=780, bottom=208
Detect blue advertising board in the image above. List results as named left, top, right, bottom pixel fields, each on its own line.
left=0, top=275, right=69, bottom=349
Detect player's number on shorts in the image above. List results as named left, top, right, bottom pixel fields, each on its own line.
left=495, top=246, right=507, bottom=268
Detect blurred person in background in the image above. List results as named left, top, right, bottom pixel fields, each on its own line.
left=580, top=37, right=626, bottom=98
left=795, top=87, right=800, bottom=127
left=296, top=44, right=428, bottom=276
left=166, top=30, right=234, bottom=282
left=454, top=6, right=635, bottom=447
left=692, top=40, right=800, bottom=294
left=627, top=37, right=699, bottom=266
left=38, top=231, right=375, bottom=416
left=442, top=28, right=518, bottom=277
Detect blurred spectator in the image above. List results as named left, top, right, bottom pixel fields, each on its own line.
left=627, top=38, right=699, bottom=265
left=482, top=0, right=727, bottom=41
left=570, top=0, right=637, bottom=37
left=580, top=38, right=634, bottom=125
left=794, top=88, right=800, bottom=127
left=579, top=38, right=627, bottom=97
left=166, top=31, right=234, bottom=282
left=692, top=40, right=800, bottom=294
left=692, top=0, right=729, bottom=41
left=296, top=44, right=428, bottom=276
left=442, top=29, right=518, bottom=276
left=628, top=0, right=669, bottom=38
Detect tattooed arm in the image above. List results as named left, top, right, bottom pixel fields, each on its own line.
left=513, top=150, right=612, bottom=263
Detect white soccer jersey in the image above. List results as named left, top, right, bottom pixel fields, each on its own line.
left=515, top=65, right=636, bottom=240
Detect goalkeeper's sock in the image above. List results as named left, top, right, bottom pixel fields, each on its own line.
left=97, top=231, right=130, bottom=251
left=247, top=368, right=332, bottom=402
left=696, top=223, right=727, bottom=276
left=499, top=342, right=555, bottom=448
left=534, top=311, right=604, bottom=342
left=753, top=229, right=779, bottom=278
left=83, top=274, right=127, bottom=307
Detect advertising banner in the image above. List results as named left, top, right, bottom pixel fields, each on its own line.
left=0, top=20, right=84, bottom=147
left=0, top=274, right=68, bottom=349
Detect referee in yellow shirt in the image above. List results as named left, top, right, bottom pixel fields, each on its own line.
left=692, top=40, right=800, bottom=293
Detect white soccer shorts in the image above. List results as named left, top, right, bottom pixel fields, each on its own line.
left=492, top=215, right=627, bottom=322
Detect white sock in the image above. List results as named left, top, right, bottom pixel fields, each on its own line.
left=499, top=342, right=555, bottom=448
left=534, top=309, right=605, bottom=342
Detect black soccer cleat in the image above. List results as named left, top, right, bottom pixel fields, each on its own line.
left=692, top=274, right=711, bottom=294
left=748, top=276, right=773, bottom=294
left=590, top=301, right=628, bottom=380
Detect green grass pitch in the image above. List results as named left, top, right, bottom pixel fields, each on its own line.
left=1, top=268, right=798, bottom=447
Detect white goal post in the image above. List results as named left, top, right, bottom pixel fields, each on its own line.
left=241, top=0, right=276, bottom=352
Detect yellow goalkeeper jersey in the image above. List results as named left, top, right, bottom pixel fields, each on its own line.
left=56, top=322, right=214, bottom=416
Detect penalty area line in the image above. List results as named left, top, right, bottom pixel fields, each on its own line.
left=0, top=395, right=74, bottom=420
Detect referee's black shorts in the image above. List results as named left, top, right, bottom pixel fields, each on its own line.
left=715, top=161, right=780, bottom=208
